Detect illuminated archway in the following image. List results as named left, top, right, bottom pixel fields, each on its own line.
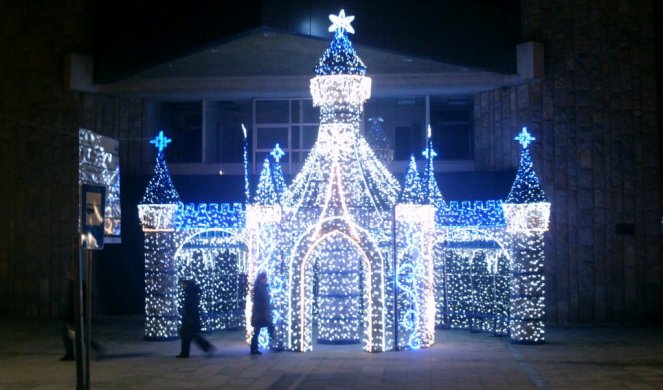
left=286, top=217, right=387, bottom=352
left=432, top=228, right=511, bottom=335
left=174, top=228, right=249, bottom=331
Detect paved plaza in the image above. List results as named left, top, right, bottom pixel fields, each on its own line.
left=0, top=317, right=662, bottom=389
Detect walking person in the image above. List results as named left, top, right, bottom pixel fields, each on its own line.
left=177, top=279, right=216, bottom=358
left=250, top=272, right=275, bottom=355
left=60, top=271, right=76, bottom=361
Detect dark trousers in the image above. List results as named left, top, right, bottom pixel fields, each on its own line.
left=180, top=328, right=212, bottom=356
left=250, top=323, right=275, bottom=351
left=62, top=322, right=74, bottom=358
left=62, top=322, right=103, bottom=357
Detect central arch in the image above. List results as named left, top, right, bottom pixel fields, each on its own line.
left=286, top=217, right=387, bottom=352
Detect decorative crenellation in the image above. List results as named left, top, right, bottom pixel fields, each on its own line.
left=174, top=202, right=245, bottom=229
left=437, top=200, right=507, bottom=227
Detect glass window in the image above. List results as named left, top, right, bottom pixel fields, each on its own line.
left=257, top=127, right=288, bottom=149
left=302, top=101, right=319, bottom=123
left=302, top=125, right=318, bottom=149
left=153, top=102, right=202, bottom=163
left=291, top=100, right=300, bottom=123
left=253, top=98, right=321, bottom=174
left=255, top=100, right=289, bottom=124
left=394, top=125, right=423, bottom=160
left=292, top=126, right=301, bottom=150
left=430, top=96, right=473, bottom=160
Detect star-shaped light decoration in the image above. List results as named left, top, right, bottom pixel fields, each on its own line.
left=150, top=131, right=171, bottom=152
left=328, top=9, right=355, bottom=35
left=270, top=143, right=286, bottom=162
left=515, top=127, right=535, bottom=149
left=422, top=147, right=438, bottom=160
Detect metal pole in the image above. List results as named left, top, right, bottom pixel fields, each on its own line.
left=85, top=249, right=92, bottom=390
left=75, top=240, right=87, bottom=390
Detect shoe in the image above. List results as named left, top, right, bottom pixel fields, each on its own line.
left=60, top=355, right=74, bottom=361
left=176, top=354, right=189, bottom=358
left=250, top=350, right=262, bottom=355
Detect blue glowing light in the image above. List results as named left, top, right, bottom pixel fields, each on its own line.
left=270, top=143, right=285, bottom=162
left=515, top=127, right=535, bottom=149
left=506, top=130, right=547, bottom=204
left=150, top=130, right=172, bottom=152
left=141, top=132, right=180, bottom=205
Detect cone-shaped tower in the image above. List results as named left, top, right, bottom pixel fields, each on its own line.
left=502, top=127, right=551, bottom=345
left=141, top=131, right=180, bottom=205
left=400, top=155, right=424, bottom=204
left=270, top=144, right=287, bottom=202
left=254, top=158, right=277, bottom=206
left=138, top=131, right=182, bottom=339
left=421, top=126, right=445, bottom=207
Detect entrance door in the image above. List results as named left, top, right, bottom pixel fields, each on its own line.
left=309, top=232, right=365, bottom=344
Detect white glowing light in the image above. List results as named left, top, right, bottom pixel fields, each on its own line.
left=515, top=126, right=535, bottom=148
left=138, top=10, right=551, bottom=348
left=329, top=9, right=355, bottom=35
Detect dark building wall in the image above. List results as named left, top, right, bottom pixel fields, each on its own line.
left=0, top=1, right=149, bottom=317
left=474, top=0, right=661, bottom=323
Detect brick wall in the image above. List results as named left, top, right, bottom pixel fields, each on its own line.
left=0, top=1, right=149, bottom=317
left=474, top=0, right=661, bottom=323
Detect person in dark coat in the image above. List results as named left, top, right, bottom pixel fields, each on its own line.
left=60, top=271, right=76, bottom=361
left=250, top=272, right=275, bottom=355
left=177, top=279, right=216, bottom=358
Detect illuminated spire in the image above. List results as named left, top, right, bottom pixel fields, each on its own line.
left=314, top=9, right=366, bottom=76
left=506, top=128, right=547, bottom=204
left=141, top=131, right=180, bottom=204
left=270, top=145, right=287, bottom=202
left=400, top=155, right=424, bottom=204
left=255, top=158, right=277, bottom=205
left=421, top=125, right=444, bottom=206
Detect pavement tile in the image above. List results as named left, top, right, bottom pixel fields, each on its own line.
left=1, top=319, right=662, bottom=389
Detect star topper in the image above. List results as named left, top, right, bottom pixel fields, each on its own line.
left=515, top=127, right=536, bottom=148
left=150, top=131, right=171, bottom=152
left=422, top=146, right=438, bottom=160
left=328, top=9, right=355, bottom=35
left=270, top=143, right=286, bottom=162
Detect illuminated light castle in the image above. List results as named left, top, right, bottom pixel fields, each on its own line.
left=138, top=10, right=550, bottom=348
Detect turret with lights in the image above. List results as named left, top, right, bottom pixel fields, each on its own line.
left=138, top=131, right=182, bottom=339
left=502, top=127, right=550, bottom=344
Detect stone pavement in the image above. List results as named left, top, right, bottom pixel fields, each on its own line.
left=0, top=317, right=661, bottom=389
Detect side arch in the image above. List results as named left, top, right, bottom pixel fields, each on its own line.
left=432, top=228, right=512, bottom=335
left=174, top=228, right=249, bottom=331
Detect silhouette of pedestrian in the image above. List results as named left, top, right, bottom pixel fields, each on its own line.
left=177, top=279, right=216, bottom=358
left=250, top=272, right=275, bottom=355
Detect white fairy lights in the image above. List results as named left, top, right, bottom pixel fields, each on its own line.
left=138, top=11, right=550, bottom=348
left=502, top=127, right=550, bottom=343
